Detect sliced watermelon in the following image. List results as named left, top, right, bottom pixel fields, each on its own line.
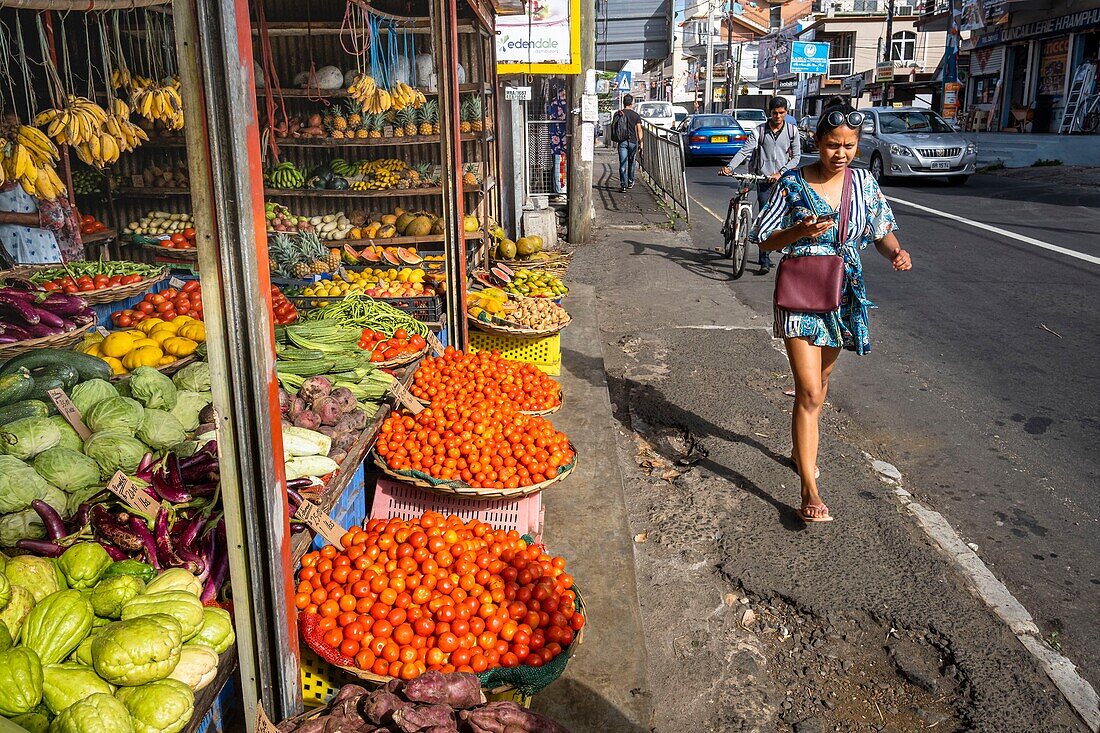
left=490, top=266, right=512, bottom=283
left=363, top=247, right=381, bottom=263
left=382, top=249, right=401, bottom=266
left=396, top=247, right=424, bottom=265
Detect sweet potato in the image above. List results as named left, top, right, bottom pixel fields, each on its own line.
left=335, top=410, right=368, bottom=434
left=316, top=398, right=344, bottom=426
left=392, top=704, right=457, bottom=733
left=459, top=703, right=571, bottom=733
left=403, top=671, right=485, bottom=709
left=300, top=376, right=333, bottom=402
left=329, top=386, right=359, bottom=413
left=363, top=689, right=412, bottom=725
left=293, top=409, right=322, bottom=430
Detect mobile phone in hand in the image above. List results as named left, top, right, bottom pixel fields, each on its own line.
left=814, top=210, right=839, bottom=222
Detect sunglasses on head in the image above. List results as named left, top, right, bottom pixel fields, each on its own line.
left=824, top=110, right=866, bottom=128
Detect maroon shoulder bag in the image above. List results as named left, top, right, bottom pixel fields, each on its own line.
left=773, top=168, right=852, bottom=313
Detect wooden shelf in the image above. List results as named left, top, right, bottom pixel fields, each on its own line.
left=264, top=186, right=482, bottom=198
left=268, top=132, right=489, bottom=147
left=341, top=232, right=485, bottom=247
left=256, top=83, right=490, bottom=99
left=114, top=186, right=190, bottom=196
left=81, top=228, right=118, bottom=244
left=289, top=364, right=419, bottom=565
left=249, top=21, right=477, bottom=36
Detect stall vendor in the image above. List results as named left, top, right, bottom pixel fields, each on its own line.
left=0, top=180, right=83, bottom=265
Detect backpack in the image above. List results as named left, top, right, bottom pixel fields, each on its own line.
left=611, top=110, right=631, bottom=143
left=751, top=121, right=796, bottom=175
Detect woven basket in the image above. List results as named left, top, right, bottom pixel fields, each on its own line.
left=0, top=322, right=95, bottom=360
left=140, top=241, right=198, bottom=261
left=368, top=342, right=429, bottom=369
left=372, top=444, right=577, bottom=500
left=110, top=354, right=197, bottom=383
left=415, top=388, right=562, bottom=417
left=467, top=313, right=571, bottom=338
left=57, top=272, right=168, bottom=305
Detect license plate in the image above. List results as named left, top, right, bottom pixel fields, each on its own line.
left=711, top=136, right=729, bottom=143
left=930, top=161, right=950, bottom=170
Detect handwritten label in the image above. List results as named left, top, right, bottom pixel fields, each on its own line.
left=169, top=277, right=185, bottom=289
left=95, top=326, right=109, bottom=338
left=426, top=330, right=445, bottom=356
left=131, top=175, right=145, bottom=188
left=388, top=380, right=424, bottom=414
left=294, top=501, right=346, bottom=547
left=46, top=388, right=91, bottom=440
left=105, top=471, right=159, bottom=516
left=255, top=701, right=278, bottom=733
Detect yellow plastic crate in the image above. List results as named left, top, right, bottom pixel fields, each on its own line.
left=468, top=331, right=561, bottom=376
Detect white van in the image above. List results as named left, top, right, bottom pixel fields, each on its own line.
left=672, top=105, right=690, bottom=126
left=634, top=100, right=676, bottom=130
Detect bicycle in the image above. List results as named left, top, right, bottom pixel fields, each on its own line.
left=718, top=172, right=769, bottom=279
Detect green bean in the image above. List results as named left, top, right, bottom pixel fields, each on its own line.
left=29, top=260, right=166, bottom=282
left=300, top=295, right=429, bottom=336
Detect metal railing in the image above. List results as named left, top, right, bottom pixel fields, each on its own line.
left=828, top=57, right=855, bottom=79
left=637, top=121, right=690, bottom=222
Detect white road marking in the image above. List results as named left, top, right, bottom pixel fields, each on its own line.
left=887, top=195, right=1100, bottom=267
left=690, top=195, right=726, bottom=224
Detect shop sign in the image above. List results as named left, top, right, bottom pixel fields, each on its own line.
left=294, top=501, right=347, bottom=548
left=790, top=41, right=830, bottom=74
left=942, top=82, right=962, bottom=119
left=504, top=86, right=532, bottom=101
left=497, top=0, right=582, bottom=74
left=389, top=381, right=424, bottom=414
left=426, top=330, right=445, bottom=356
left=808, top=76, right=821, bottom=95
left=777, top=78, right=798, bottom=90
left=842, top=74, right=866, bottom=98
left=978, top=6, right=1100, bottom=46
left=106, top=471, right=159, bottom=516
left=256, top=702, right=278, bottom=733
left=875, top=62, right=895, bottom=83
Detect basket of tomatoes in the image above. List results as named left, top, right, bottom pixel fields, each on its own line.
left=30, top=262, right=168, bottom=305
left=358, top=327, right=429, bottom=368
left=110, top=280, right=204, bottom=328
left=410, top=349, right=562, bottom=416
left=78, top=214, right=112, bottom=241
left=138, top=228, right=198, bottom=260
left=294, top=511, right=586, bottom=695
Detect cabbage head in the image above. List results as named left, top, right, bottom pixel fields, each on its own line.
left=65, top=486, right=103, bottom=521
left=0, top=508, right=45, bottom=546
left=115, top=678, right=195, bottom=733
left=0, top=455, right=53, bottom=514
left=33, top=447, right=101, bottom=494
left=5, top=555, right=60, bottom=602
left=128, top=367, right=178, bottom=411
left=42, top=662, right=115, bottom=715
left=49, top=691, right=133, bottom=733
left=0, top=417, right=61, bottom=460
left=86, top=397, right=144, bottom=434
left=49, top=416, right=84, bottom=452
left=69, top=379, right=118, bottom=418
left=90, top=575, right=145, bottom=619
left=92, top=614, right=182, bottom=687
left=83, top=431, right=146, bottom=479
left=39, top=483, right=68, bottom=519
left=168, top=391, right=210, bottom=433
left=172, top=362, right=210, bottom=393
left=136, top=410, right=187, bottom=451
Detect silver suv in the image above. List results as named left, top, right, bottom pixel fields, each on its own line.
left=855, top=107, right=977, bottom=185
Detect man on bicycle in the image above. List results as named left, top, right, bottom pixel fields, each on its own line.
left=719, top=97, right=801, bottom=274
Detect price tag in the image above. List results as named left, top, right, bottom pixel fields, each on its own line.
left=388, top=380, right=424, bottom=414
left=255, top=701, right=278, bottom=733
left=46, top=388, right=91, bottom=440
left=383, top=124, right=394, bottom=137
left=131, top=175, right=145, bottom=188
left=105, top=471, right=159, bottom=516
left=294, top=501, right=346, bottom=547
left=426, top=330, right=445, bottom=356
left=95, top=326, right=109, bottom=338
left=169, top=277, right=185, bottom=289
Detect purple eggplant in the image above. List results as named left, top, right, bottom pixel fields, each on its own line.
left=0, top=335, right=18, bottom=344
left=30, top=499, right=67, bottom=541
left=0, top=288, right=41, bottom=301
left=286, top=477, right=314, bottom=491
left=137, top=453, right=155, bottom=474
left=155, top=507, right=198, bottom=572
left=1, top=278, right=39, bottom=292
left=0, top=294, right=40, bottom=324
left=15, top=539, right=64, bottom=557
left=91, top=505, right=144, bottom=552
left=0, top=323, right=32, bottom=340
left=40, top=292, right=88, bottom=315
left=286, top=486, right=305, bottom=508
left=201, top=521, right=228, bottom=603
left=102, top=543, right=128, bottom=561
left=130, top=516, right=162, bottom=570
left=27, top=323, right=63, bottom=338
left=29, top=303, right=65, bottom=329
left=180, top=456, right=219, bottom=484
left=180, top=513, right=209, bottom=548
left=69, top=311, right=96, bottom=327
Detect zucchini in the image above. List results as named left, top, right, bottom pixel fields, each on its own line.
left=0, top=399, right=50, bottom=425
left=0, top=348, right=112, bottom=383
left=0, top=369, right=35, bottom=407
left=25, top=364, right=80, bottom=409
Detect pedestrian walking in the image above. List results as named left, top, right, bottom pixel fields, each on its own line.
left=750, top=101, right=912, bottom=523
left=610, top=94, right=643, bottom=193
left=720, top=97, right=801, bottom=275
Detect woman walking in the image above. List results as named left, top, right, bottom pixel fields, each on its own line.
left=750, top=103, right=912, bottom=523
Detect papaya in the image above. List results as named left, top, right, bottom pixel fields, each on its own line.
left=380, top=214, right=398, bottom=226
left=463, top=215, right=480, bottom=233
left=376, top=225, right=397, bottom=239
left=516, top=237, right=538, bottom=257
left=431, top=218, right=445, bottom=235
left=499, top=239, right=517, bottom=260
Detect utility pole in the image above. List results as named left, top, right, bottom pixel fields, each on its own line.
left=882, top=0, right=895, bottom=103
left=731, top=41, right=743, bottom=110
left=725, top=11, right=734, bottom=109
left=567, top=0, right=595, bottom=243
left=704, top=0, right=716, bottom=114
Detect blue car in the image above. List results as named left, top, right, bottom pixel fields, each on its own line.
left=678, top=114, right=748, bottom=163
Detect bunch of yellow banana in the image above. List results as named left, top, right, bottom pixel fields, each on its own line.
left=33, top=96, right=109, bottom=147
left=0, top=125, right=66, bottom=200
left=128, top=74, right=155, bottom=92
left=132, top=83, right=184, bottom=130
left=390, top=82, right=426, bottom=111
left=347, top=74, right=377, bottom=104
left=106, top=101, right=149, bottom=153
left=365, top=88, right=392, bottom=115
left=111, top=66, right=132, bottom=90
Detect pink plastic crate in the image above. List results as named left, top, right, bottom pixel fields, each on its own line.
left=370, top=478, right=543, bottom=541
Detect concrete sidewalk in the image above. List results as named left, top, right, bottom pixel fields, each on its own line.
left=559, top=147, right=1088, bottom=733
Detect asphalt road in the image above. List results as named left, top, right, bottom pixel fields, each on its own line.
left=683, top=161, right=1100, bottom=691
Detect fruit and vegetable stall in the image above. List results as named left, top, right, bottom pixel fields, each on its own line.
left=0, top=0, right=586, bottom=731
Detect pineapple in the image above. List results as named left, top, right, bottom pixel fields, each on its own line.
left=393, top=109, right=407, bottom=137
left=268, top=232, right=299, bottom=276
left=346, top=101, right=363, bottom=130
left=407, top=162, right=428, bottom=187
left=326, top=246, right=342, bottom=271
left=296, top=232, right=329, bottom=274
left=468, top=95, right=484, bottom=133
left=322, top=109, right=335, bottom=128
left=462, top=164, right=479, bottom=188
left=419, top=100, right=437, bottom=137
left=403, top=108, right=418, bottom=136
left=332, top=104, right=349, bottom=132
left=459, top=97, right=472, bottom=134
left=368, top=112, right=384, bottom=138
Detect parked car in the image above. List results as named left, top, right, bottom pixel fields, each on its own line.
left=797, top=115, right=819, bottom=152
left=677, top=114, right=749, bottom=163
left=672, top=105, right=690, bottom=126
left=854, top=107, right=978, bottom=185
left=635, top=100, right=677, bottom=130
left=725, top=108, right=768, bottom=127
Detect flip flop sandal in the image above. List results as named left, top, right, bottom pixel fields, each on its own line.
left=798, top=504, right=834, bottom=523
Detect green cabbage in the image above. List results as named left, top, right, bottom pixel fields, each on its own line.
left=168, top=391, right=210, bottom=433
left=65, top=486, right=103, bottom=520
left=171, top=362, right=210, bottom=393
left=0, top=507, right=46, bottom=546
left=86, top=397, right=144, bottom=434
left=69, top=380, right=119, bottom=418
left=33, top=447, right=101, bottom=494
left=128, top=367, right=178, bottom=411
left=49, top=416, right=84, bottom=452
left=5, top=555, right=60, bottom=602
left=57, top=543, right=113, bottom=590
left=136, top=410, right=187, bottom=451
left=115, top=679, right=195, bottom=733
left=42, top=663, right=115, bottom=715
left=40, top=483, right=68, bottom=519
left=186, top=607, right=235, bottom=654
left=90, top=575, right=145, bottom=619
left=49, top=691, right=133, bottom=733
left=0, top=455, right=51, bottom=513
left=92, top=615, right=182, bottom=687
left=82, top=431, right=146, bottom=479
left=0, top=417, right=61, bottom=460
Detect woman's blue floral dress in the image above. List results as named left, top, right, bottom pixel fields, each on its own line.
left=749, top=167, right=897, bottom=355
